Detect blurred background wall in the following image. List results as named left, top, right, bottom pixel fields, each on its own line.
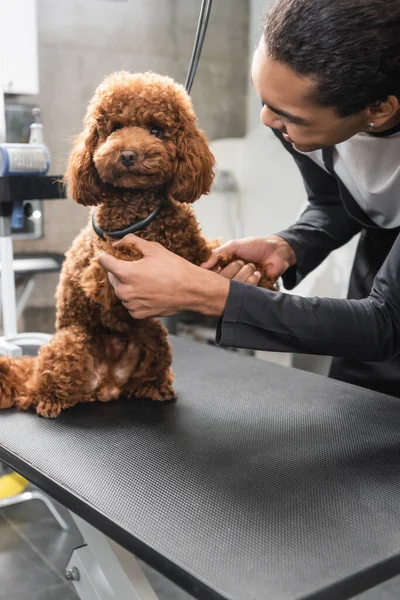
left=11, top=0, right=250, bottom=308
left=2, top=0, right=357, bottom=373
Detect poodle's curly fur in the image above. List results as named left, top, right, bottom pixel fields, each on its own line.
left=0, top=71, right=276, bottom=418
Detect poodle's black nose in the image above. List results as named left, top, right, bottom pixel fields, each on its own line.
left=120, top=151, right=137, bottom=168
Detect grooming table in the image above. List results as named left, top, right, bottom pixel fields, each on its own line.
left=1, top=338, right=400, bottom=600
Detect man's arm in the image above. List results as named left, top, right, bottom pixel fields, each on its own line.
left=272, top=130, right=361, bottom=289
left=217, top=233, right=400, bottom=362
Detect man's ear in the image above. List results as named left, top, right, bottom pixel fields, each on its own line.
left=367, top=95, right=400, bottom=129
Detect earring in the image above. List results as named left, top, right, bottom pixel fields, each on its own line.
left=368, top=121, right=375, bottom=132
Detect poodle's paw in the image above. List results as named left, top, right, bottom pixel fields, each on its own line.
left=216, top=252, right=234, bottom=269
left=96, top=385, right=120, bottom=403
left=135, top=381, right=176, bottom=402
left=259, top=274, right=279, bottom=291
left=36, top=399, right=63, bottom=419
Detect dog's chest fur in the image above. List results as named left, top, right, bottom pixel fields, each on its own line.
left=69, top=196, right=210, bottom=332
left=96, top=197, right=209, bottom=264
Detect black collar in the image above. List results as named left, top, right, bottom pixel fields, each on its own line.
left=92, top=203, right=164, bottom=240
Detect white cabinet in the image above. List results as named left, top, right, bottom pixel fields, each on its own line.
left=0, top=0, right=39, bottom=95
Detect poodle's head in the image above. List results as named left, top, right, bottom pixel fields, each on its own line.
left=66, top=71, right=215, bottom=206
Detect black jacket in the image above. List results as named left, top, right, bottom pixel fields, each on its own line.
left=217, top=129, right=400, bottom=397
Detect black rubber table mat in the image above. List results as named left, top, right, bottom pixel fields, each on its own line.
left=1, top=337, right=400, bottom=600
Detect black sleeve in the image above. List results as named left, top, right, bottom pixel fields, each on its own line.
left=272, top=130, right=362, bottom=289
left=217, top=233, right=400, bottom=362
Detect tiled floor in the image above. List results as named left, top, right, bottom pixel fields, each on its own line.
left=0, top=487, right=192, bottom=600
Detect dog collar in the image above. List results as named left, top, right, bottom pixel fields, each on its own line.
left=92, top=203, right=164, bottom=240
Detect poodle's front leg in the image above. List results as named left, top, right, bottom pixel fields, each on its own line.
left=26, top=326, right=96, bottom=418
left=201, top=239, right=278, bottom=291
left=122, top=319, right=175, bottom=402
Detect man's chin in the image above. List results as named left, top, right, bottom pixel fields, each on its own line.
left=292, top=143, right=323, bottom=153
left=293, top=143, right=324, bottom=153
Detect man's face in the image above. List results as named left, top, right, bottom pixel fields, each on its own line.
left=251, top=40, right=367, bottom=153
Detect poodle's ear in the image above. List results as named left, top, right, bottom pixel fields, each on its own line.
left=65, top=117, right=102, bottom=206
left=168, top=126, right=215, bottom=203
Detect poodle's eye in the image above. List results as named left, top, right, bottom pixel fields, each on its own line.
left=149, top=126, right=163, bottom=139
left=111, top=123, right=122, bottom=133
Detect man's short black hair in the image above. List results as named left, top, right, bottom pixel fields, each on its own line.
left=264, top=0, right=400, bottom=117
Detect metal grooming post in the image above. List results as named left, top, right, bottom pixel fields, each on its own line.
left=0, top=64, right=18, bottom=344
left=0, top=68, right=66, bottom=531
left=0, top=68, right=53, bottom=353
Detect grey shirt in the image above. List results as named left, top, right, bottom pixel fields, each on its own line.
left=217, top=126, right=400, bottom=392
left=298, top=129, right=400, bottom=228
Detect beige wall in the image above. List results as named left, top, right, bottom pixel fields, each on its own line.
left=14, top=0, right=249, bottom=306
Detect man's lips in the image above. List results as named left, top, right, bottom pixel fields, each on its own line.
left=282, top=132, right=294, bottom=143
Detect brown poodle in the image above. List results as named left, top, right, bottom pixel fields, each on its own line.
left=0, top=71, right=276, bottom=418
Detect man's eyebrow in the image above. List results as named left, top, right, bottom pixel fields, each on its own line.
left=250, top=70, right=310, bottom=125
left=263, top=102, right=310, bottom=125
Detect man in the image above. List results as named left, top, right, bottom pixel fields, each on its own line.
left=99, top=0, right=400, bottom=397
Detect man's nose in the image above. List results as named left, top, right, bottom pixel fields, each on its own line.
left=260, top=104, right=282, bottom=130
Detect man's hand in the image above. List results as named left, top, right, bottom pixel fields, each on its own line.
left=97, top=234, right=259, bottom=319
left=202, top=235, right=297, bottom=280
